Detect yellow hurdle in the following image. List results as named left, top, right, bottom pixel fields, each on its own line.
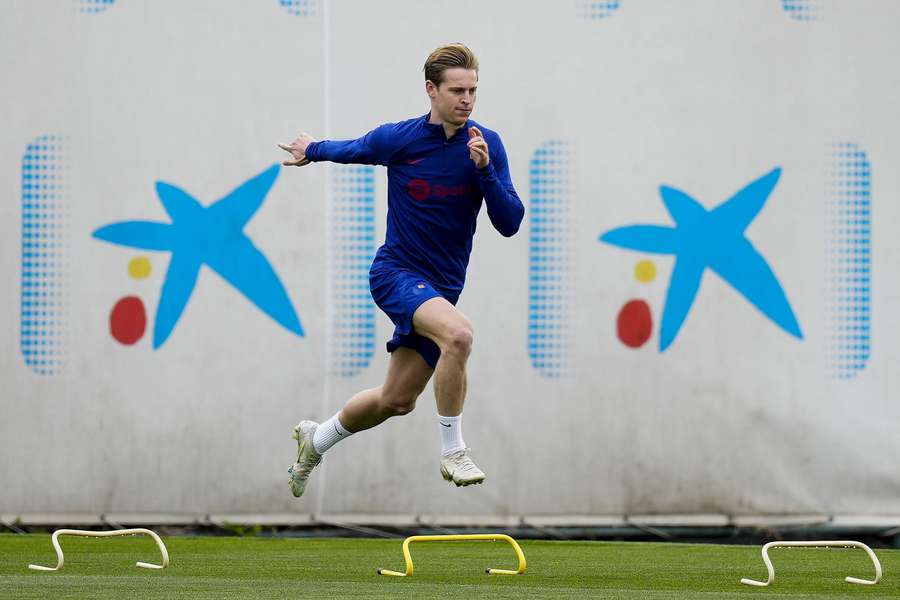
left=377, top=533, right=527, bottom=577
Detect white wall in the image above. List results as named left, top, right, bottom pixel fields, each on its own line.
left=2, top=0, right=899, bottom=520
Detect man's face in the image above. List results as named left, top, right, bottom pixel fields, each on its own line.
left=427, top=67, right=478, bottom=127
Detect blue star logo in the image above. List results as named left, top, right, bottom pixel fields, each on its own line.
left=93, top=164, right=304, bottom=348
left=600, top=167, right=803, bottom=351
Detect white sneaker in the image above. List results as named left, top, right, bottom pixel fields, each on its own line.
left=440, top=448, right=486, bottom=487
left=288, top=420, right=322, bottom=498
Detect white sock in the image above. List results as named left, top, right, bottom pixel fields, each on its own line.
left=438, top=414, right=466, bottom=456
left=312, top=412, right=352, bottom=454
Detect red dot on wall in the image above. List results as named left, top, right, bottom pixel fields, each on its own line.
left=616, top=299, right=653, bottom=348
left=110, top=296, right=147, bottom=345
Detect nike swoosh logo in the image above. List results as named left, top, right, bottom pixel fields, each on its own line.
left=440, top=422, right=452, bottom=428
left=406, top=158, right=425, bottom=165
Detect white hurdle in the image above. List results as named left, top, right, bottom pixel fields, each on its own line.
left=28, top=528, right=170, bottom=572
left=740, top=540, right=882, bottom=587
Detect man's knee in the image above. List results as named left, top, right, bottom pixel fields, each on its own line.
left=442, top=322, right=474, bottom=359
left=381, top=391, right=418, bottom=416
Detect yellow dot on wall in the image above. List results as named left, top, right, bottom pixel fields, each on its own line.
left=128, top=256, right=152, bottom=280
left=634, top=259, right=657, bottom=283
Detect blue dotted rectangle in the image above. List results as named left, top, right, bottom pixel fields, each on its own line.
left=331, top=165, right=375, bottom=377
left=528, top=141, right=572, bottom=378
left=781, top=0, right=820, bottom=22
left=21, top=135, right=67, bottom=376
left=74, top=0, right=115, bottom=13
left=827, top=142, right=870, bottom=379
left=579, top=1, right=621, bottom=19
left=279, top=0, right=317, bottom=17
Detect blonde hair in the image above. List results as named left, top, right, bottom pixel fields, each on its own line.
left=424, top=43, right=479, bottom=87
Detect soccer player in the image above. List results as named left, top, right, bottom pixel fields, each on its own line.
left=278, top=43, right=523, bottom=498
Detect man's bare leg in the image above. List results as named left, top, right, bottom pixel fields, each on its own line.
left=339, top=347, right=434, bottom=432
left=411, top=297, right=484, bottom=486
left=289, top=348, right=432, bottom=498
left=412, top=297, right=474, bottom=417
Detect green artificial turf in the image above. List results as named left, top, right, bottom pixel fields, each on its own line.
left=1, top=533, right=898, bottom=599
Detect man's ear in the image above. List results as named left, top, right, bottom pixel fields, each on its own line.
left=425, top=80, right=438, bottom=99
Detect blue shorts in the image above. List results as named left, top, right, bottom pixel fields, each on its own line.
left=369, top=266, right=456, bottom=369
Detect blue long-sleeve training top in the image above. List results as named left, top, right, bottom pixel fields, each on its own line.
left=305, top=113, right=524, bottom=299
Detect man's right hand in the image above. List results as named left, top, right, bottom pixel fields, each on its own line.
left=278, top=133, right=317, bottom=167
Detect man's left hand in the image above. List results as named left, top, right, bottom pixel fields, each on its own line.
left=467, top=126, right=490, bottom=170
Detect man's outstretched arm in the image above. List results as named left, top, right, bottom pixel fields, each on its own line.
left=278, top=133, right=316, bottom=166
left=278, top=125, right=393, bottom=167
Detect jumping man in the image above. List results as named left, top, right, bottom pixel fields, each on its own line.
left=278, top=43, right=523, bottom=497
